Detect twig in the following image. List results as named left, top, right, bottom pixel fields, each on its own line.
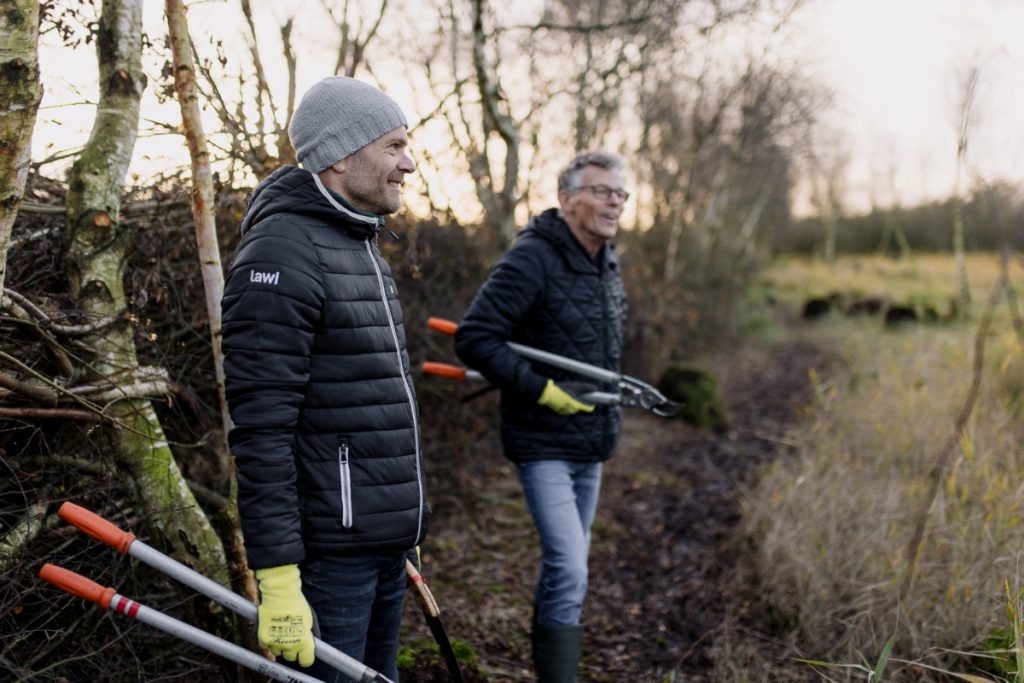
left=898, top=274, right=1006, bottom=600
left=45, top=317, right=122, bottom=337
left=0, top=293, right=76, bottom=377
left=16, top=197, right=189, bottom=216
left=3, top=288, right=49, bottom=320
left=0, top=350, right=104, bottom=413
left=0, top=407, right=107, bottom=422
left=3, top=289, right=122, bottom=337
left=84, top=380, right=174, bottom=404
left=8, top=226, right=58, bottom=248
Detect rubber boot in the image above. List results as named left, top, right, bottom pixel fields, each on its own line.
left=532, top=621, right=584, bottom=683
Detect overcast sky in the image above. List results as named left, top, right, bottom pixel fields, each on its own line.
left=791, top=0, right=1024, bottom=210
left=33, top=0, right=1024, bottom=215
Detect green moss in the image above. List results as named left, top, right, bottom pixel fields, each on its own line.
left=656, top=364, right=728, bottom=431
left=397, top=636, right=480, bottom=673
left=396, top=645, right=418, bottom=670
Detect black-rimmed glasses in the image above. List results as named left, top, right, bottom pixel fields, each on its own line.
left=574, top=185, right=630, bottom=202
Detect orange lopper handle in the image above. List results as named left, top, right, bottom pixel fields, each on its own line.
left=39, top=563, right=116, bottom=609
left=421, top=362, right=468, bottom=381
left=427, top=317, right=458, bottom=336
left=58, top=501, right=136, bottom=554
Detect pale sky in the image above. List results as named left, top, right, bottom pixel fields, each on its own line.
left=791, top=0, right=1024, bottom=210
left=32, top=0, right=1024, bottom=216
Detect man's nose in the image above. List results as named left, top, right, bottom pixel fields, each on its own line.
left=398, top=151, right=416, bottom=173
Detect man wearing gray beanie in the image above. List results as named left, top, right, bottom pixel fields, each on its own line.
left=221, top=76, right=425, bottom=683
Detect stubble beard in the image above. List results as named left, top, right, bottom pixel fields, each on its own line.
left=346, top=176, right=400, bottom=215
left=342, top=158, right=402, bottom=215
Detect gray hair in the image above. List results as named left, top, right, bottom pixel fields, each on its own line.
left=557, top=151, right=626, bottom=193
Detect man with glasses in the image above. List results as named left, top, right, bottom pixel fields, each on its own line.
left=454, top=151, right=629, bottom=682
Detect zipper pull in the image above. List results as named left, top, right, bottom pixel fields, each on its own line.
left=339, top=443, right=349, bottom=463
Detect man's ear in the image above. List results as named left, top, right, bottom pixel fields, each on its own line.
left=329, top=158, right=347, bottom=174
left=557, top=189, right=572, bottom=212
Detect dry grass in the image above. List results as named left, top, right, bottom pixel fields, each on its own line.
left=762, top=253, right=1007, bottom=307
left=744, top=254, right=1024, bottom=680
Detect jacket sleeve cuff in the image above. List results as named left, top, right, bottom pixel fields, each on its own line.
left=523, top=373, right=549, bottom=402
left=246, top=542, right=305, bottom=571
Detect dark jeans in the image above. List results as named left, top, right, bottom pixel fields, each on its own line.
left=283, top=551, right=407, bottom=683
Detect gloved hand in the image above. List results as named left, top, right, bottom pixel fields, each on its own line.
left=254, top=564, right=316, bottom=667
left=537, top=379, right=595, bottom=416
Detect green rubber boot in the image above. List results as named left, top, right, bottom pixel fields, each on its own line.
left=532, top=621, right=584, bottom=683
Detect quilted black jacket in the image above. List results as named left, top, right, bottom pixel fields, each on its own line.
left=454, top=208, right=627, bottom=463
left=221, top=166, right=426, bottom=569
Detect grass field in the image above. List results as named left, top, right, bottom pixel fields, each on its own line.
left=761, top=253, right=1008, bottom=307
left=742, top=253, right=1024, bottom=681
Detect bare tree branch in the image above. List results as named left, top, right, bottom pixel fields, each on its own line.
left=0, top=407, right=107, bottom=422
left=898, top=274, right=1006, bottom=600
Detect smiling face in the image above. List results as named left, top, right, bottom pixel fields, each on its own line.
left=325, top=126, right=415, bottom=215
left=558, top=164, right=626, bottom=256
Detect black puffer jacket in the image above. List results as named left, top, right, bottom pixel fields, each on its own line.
left=222, top=166, right=426, bottom=569
left=454, top=208, right=627, bottom=463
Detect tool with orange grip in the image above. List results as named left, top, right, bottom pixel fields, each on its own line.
left=421, top=362, right=482, bottom=382
left=423, top=317, right=679, bottom=416
left=54, top=501, right=395, bottom=683
left=38, top=563, right=324, bottom=683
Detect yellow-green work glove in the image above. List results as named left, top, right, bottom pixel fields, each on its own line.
left=254, top=564, right=316, bottom=667
left=537, top=379, right=595, bottom=416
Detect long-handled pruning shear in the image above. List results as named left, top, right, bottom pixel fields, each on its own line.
left=424, top=317, right=680, bottom=417
left=405, top=560, right=464, bottom=683
left=38, top=563, right=326, bottom=683
left=44, top=502, right=395, bottom=683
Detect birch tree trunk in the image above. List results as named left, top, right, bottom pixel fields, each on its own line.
left=64, top=0, right=228, bottom=585
left=470, top=0, right=519, bottom=243
left=165, top=0, right=257, bottom=613
left=952, top=65, right=979, bottom=314
left=165, top=0, right=230, bottom=475
left=0, top=0, right=41, bottom=291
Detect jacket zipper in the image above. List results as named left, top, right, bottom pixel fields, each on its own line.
left=338, top=443, right=353, bottom=529
left=364, top=240, right=424, bottom=542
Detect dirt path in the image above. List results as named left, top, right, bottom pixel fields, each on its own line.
left=402, top=340, right=830, bottom=682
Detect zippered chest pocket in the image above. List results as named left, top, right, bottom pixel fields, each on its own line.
left=337, top=441, right=354, bottom=529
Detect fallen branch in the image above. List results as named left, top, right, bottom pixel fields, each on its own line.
left=2, top=288, right=121, bottom=337
left=47, top=315, right=122, bottom=337
left=17, top=198, right=189, bottom=216
left=1, top=292, right=76, bottom=377
left=7, top=226, right=58, bottom=249
left=89, top=380, right=174, bottom=404
left=0, top=368, right=58, bottom=404
left=3, top=288, right=49, bottom=321
left=0, top=407, right=107, bottom=423
left=66, top=366, right=171, bottom=398
left=0, top=501, right=52, bottom=572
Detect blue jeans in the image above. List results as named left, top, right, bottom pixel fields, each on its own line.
left=517, top=459, right=603, bottom=626
left=283, top=552, right=407, bottom=683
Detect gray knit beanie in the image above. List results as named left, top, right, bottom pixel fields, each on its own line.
left=288, top=76, right=408, bottom=173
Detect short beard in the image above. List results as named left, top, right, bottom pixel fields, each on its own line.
left=340, top=154, right=400, bottom=215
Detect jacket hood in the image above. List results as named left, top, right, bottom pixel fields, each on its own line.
left=240, top=166, right=384, bottom=240
left=520, top=207, right=615, bottom=274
